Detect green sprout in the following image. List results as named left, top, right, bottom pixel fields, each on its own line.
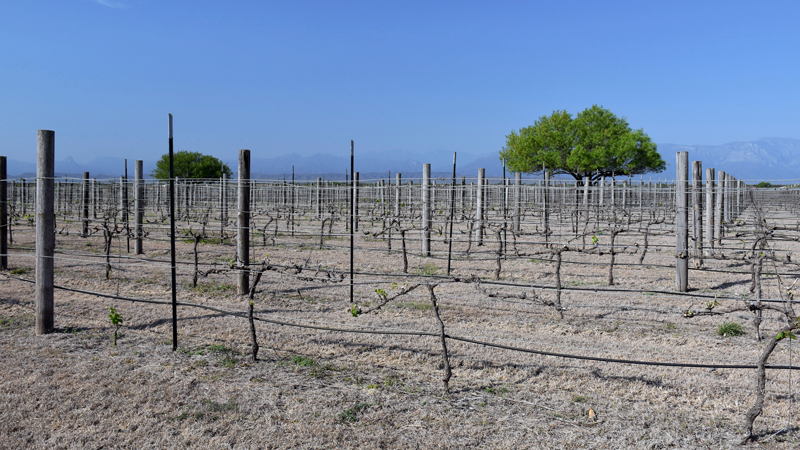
left=109, top=307, right=123, bottom=347
left=776, top=331, right=797, bottom=341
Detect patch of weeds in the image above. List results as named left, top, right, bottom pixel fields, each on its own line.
left=367, top=384, right=379, bottom=389
left=203, top=398, right=238, bottom=413
left=291, top=355, right=316, bottom=367
left=717, top=321, right=744, bottom=337
left=417, top=262, right=439, bottom=276
left=187, top=398, right=239, bottom=421
left=0, top=314, right=34, bottom=329
left=383, top=375, right=403, bottom=387
left=309, top=364, right=339, bottom=378
left=642, top=291, right=656, bottom=296
left=187, top=344, right=239, bottom=367
left=483, top=386, right=509, bottom=396
left=665, top=322, right=677, bottom=330
left=206, top=344, right=230, bottom=353
left=9, top=267, right=31, bottom=276
left=339, top=402, right=371, bottom=423
left=134, top=273, right=161, bottom=285
left=58, top=325, right=82, bottom=334
left=171, top=411, right=191, bottom=422
left=347, top=376, right=365, bottom=385
left=395, top=301, right=432, bottom=311
left=572, top=395, right=588, bottom=403
left=183, top=280, right=237, bottom=295
left=193, top=360, right=207, bottom=368
left=220, top=355, right=239, bottom=368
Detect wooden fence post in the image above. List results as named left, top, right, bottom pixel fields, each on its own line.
left=395, top=173, right=402, bottom=216
left=354, top=172, right=359, bottom=232
left=316, top=177, right=322, bottom=219
left=543, top=170, right=550, bottom=243
left=220, top=173, right=227, bottom=243
left=705, top=168, right=715, bottom=254
left=81, top=172, right=89, bottom=237
left=715, top=170, right=725, bottom=247
left=514, top=172, right=521, bottom=232
left=0, top=156, right=6, bottom=270
left=477, top=168, right=484, bottom=246
left=36, top=130, right=55, bottom=335
left=675, top=151, right=689, bottom=292
left=422, top=163, right=431, bottom=256
left=691, top=161, right=702, bottom=264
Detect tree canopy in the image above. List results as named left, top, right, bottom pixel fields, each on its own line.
left=151, top=151, right=232, bottom=180
left=499, top=105, right=665, bottom=182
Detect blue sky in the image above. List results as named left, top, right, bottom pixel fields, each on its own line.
left=2, top=0, right=798, bottom=164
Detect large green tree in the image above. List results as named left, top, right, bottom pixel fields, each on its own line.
left=500, top=105, right=665, bottom=183
left=151, top=151, right=232, bottom=180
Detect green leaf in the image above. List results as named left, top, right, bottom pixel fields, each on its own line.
left=776, top=331, right=796, bottom=341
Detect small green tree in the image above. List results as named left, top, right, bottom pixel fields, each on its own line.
left=151, top=151, right=232, bottom=180
left=500, top=105, right=665, bottom=183
left=109, top=307, right=123, bottom=346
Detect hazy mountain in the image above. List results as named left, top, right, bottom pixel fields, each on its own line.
left=10, top=138, right=797, bottom=182
left=242, top=149, right=481, bottom=179
left=657, top=138, right=800, bottom=182
left=9, top=156, right=157, bottom=179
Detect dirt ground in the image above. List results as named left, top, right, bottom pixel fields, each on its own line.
left=2, top=201, right=800, bottom=449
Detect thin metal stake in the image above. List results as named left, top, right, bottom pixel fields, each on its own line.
left=168, top=114, right=178, bottom=351
left=446, top=153, right=457, bottom=276
left=349, top=141, right=354, bottom=306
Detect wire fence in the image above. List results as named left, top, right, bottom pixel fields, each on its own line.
left=6, top=168, right=800, bottom=441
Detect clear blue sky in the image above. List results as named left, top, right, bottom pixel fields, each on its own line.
left=2, top=0, right=798, bottom=164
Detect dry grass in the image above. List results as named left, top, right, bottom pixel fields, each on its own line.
left=1, top=205, right=799, bottom=449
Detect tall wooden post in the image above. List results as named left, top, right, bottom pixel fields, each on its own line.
left=477, top=168, right=485, bottom=246
left=583, top=176, right=589, bottom=216
left=91, top=178, right=97, bottom=219
left=460, top=177, right=466, bottom=214
left=675, top=151, right=689, bottom=292
left=395, top=173, right=401, bottom=216
left=220, top=173, right=227, bottom=243
left=513, top=172, right=521, bottom=232
left=422, top=163, right=431, bottom=256
left=599, top=177, right=605, bottom=206
left=134, top=161, right=144, bottom=255
left=353, top=172, right=360, bottom=232
left=0, top=156, right=6, bottom=270
left=81, top=172, right=89, bottom=237
left=316, top=177, right=322, bottom=219
left=36, top=130, right=55, bottom=335
left=543, top=170, right=550, bottom=242
left=237, top=149, right=251, bottom=295
left=715, top=170, right=725, bottom=246
left=691, top=161, right=702, bottom=264
left=705, top=168, right=715, bottom=253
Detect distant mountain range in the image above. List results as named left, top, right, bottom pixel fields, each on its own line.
left=657, top=137, right=800, bottom=182
left=7, top=137, right=799, bottom=182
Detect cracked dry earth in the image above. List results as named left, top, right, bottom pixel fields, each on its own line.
left=1, top=210, right=800, bottom=449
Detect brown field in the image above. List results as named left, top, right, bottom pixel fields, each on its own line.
left=1, top=193, right=799, bottom=449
